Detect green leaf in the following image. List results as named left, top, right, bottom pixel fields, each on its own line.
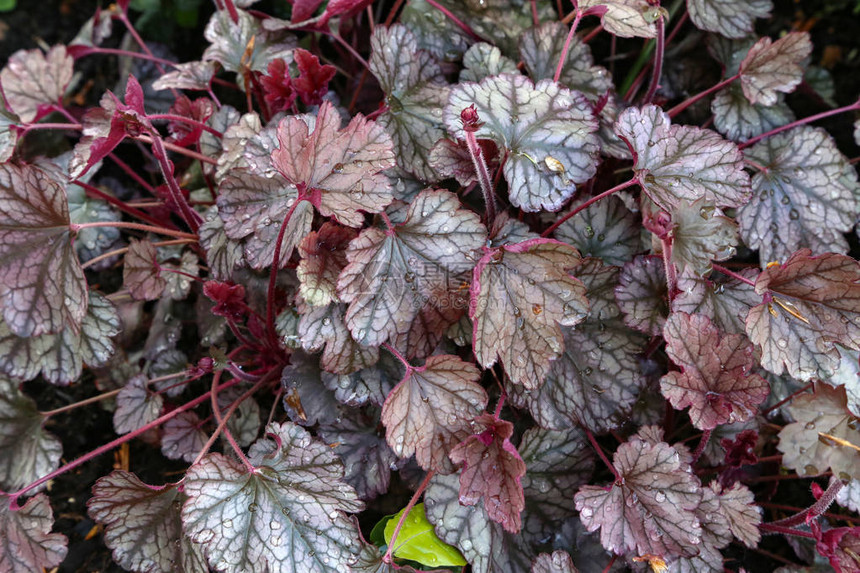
left=383, top=503, right=466, bottom=568
left=0, top=0, right=17, bottom=12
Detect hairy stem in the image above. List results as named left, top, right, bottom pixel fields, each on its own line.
left=7, top=377, right=240, bottom=506
left=661, top=236, right=677, bottom=300
left=424, top=0, right=483, bottom=41
left=135, top=134, right=218, bottom=165
left=641, top=16, right=665, bottom=104
left=209, top=369, right=255, bottom=472
left=667, top=73, right=740, bottom=118
left=586, top=429, right=620, bottom=482
left=81, top=238, right=195, bottom=270
left=760, top=382, right=814, bottom=416
left=73, top=221, right=197, bottom=239
left=382, top=342, right=412, bottom=371
left=147, top=114, right=224, bottom=138
left=146, top=130, right=204, bottom=232
left=266, top=199, right=303, bottom=347
left=542, top=177, right=638, bottom=237
left=41, top=388, right=123, bottom=417
left=769, top=478, right=844, bottom=528
left=739, top=99, right=860, bottom=149
left=463, top=128, right=497, bottom=226
left=711, top=263, right=757, bottom=287
left=691, top=429, right=711, bottom=463
left=72, top=179, right=171, bottom=229
left=553, top=9, right=582, bottom=84
left=383, top=470, right=436, bottom=564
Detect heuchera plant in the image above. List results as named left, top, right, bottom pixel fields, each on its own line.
left=2, top=0, right=860, bottom=571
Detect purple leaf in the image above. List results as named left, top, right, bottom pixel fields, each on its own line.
left=714, top=481, right=761, bottom=548
left=746, top=250, right=860, bottom=380
left=519, top=428, right=594, bottom=541
left=667, top=198, right=738, bottom=276
left=280, top=351, right=344, bottom=426
left=160, top=250, right=198, bottom=301
left=0, top=46, right=73, bottom=122
left=292, top=48, right=336, bottom=106
left=298, top=222, right=356, bottom=307
left=337, top=189, right=485, bottom=348
left=351, top=542, right=419, bottom=573
left=673, top=268, right=759, bottom=334
left=0, top=164, right=87, bottom=337
left=615, top=255, right=668, bottom=336
left=553, top=195, right=641, bottom=266
left=381, top=354, right=487, bottom=473
left=615, top=104, right=752, bottom=211
left=203, top=9, right=296, bottom=75
left=318, top=406, right=398, bottom=500
left=369, top=24, right=450, bottom=181
left=88, top=471, right=207, bottom=573
left=830, top=348, right=860, bottom=418
left=739, top=32, right=812, bottom=106
left=216, top=168, right=313, bottom=269
left=445, top=74, right=599, bottom=212
left=152, top=60, right=218, bottom=91
left=114, top=374, right=164, bottom=435
left=425, top=472, right=535, bottom=573
left=575, top=427, right=704, bottom=558
left=577, top=0, right=658, bottom=38
left=449, top=414, right=526, bottom=533
left=661, top=312, right=769, bottom=430
left=272, top=100, right=396, bottom=228
left=183, top=423, right=364, bottom=572
left=161, top=411, right=207, bottom=463
left=0, top=376, right=62, bottom=492
left=123, top=239, right=167, bottom=300
left=299, top=304, right=380, bottom=375
left=460, top=43, right=518, bottom=83
left=777, top=384, right=860, bottom=479
left=687, top=0, right=772, bottom=39
left=0, top=290, right=119, bottom=385
left=531, top=551, right=579, bottom=573
left=471, top=239, right=588, bottom=389
left=520, top=22, right=612, bottom=101
left=320, top=352, right=401, bottom=407
left=0, top=495, right=67, bottom=573
left=737, top=127, right=859, bottom=264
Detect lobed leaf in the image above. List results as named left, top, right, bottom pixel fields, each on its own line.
left=113, top=374, right=164, bottom=435
left=123, top=239, right=167, bottom=300
left=673, top=268, right=758, bottom=335
left=737, top=127, right=859, bottom=264
left=520, top=22, right=612, bottom=101
left=0, top=494, right=67, bottom=573
left=0, top=376, right=62, bottom=492
left=318, top=407, right=398, bottom=500
left=777, top=384, right=860, bottom=479
left=0, top=164, right=87, bottom=337
left=449, top=414, right=527, bottom=533
left=460, top=43, right=518, bottom=83
left=203, top=9, right=296, bottom=76
left=531, top=550, right=578, bottom=573
left=578, top=0, right=658, bottom=38
left=661, top=312, right=769, bottom=430
left=88, top=471, right=207, bottom=573
left=615, top=255, right=668, bottom=336
left=337, top=189, right=485, bottom=349
left=369, top=24, right=449, bottom=181
left=381, top=354, right=487, bottom=473
left=181, top=422, right=364, bottom=573
left=668, top=198, right=738, bottom=276
left=687, top=0, right=772, bottom=39
left=553, top=195, right=641, bottom=266
left=746, top=250, right=860, bottom=380
left=299, top=304, right=379, bottom=375
left=446, top=74, right=599, bottom=212
left=0, top=46, right=73, bottom=122
left=272, top=100, right=396, bottom=227
left=425, top=472, right=535, bottom=573
left=297, top=223, right=356, bottom=307
left=161, top=411, right=207, bottom=463
left=575, top=429, right=704, bottom=558
left=616, top=105, right=751, bottom=211
left=739, top=32, right=812, bottom=106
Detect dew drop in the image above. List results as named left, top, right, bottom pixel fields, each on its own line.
left=332, top=162, right=344, bottom=174
left=248, top=502, right=258, bottom=512
left=223, top=518, right=233, bottom=528
left=271, top=520, right=281, bottom=530
left=584, top=226, right=595, bottom=238
left=197, top=529, right=215, bottom=543
left=789, top=209, right=799, bottom=220
left=654, top=491, right=666, bottom=503
left=776, top=338, right=788, bottom=349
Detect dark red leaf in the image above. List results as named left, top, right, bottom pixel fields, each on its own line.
left=449, top=414, right=527, bottom=533
left=293, top=49, right=336, bottom=106
left=260, top=59, right=296, bottom=114
left=203, top=281, right=247, bottom=321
